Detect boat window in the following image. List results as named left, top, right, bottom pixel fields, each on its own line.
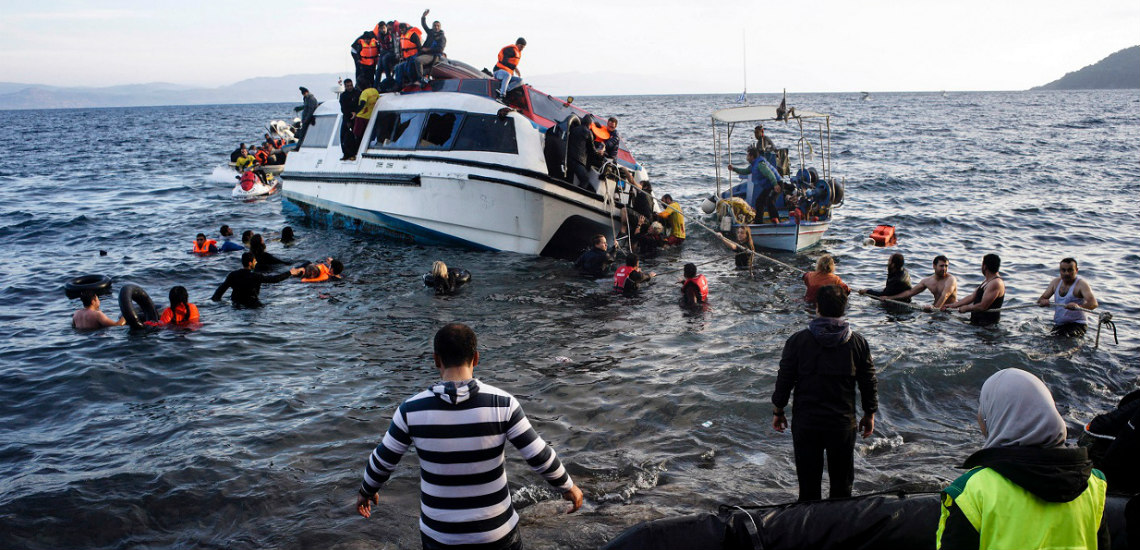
left=300, top=115, right=338, bottom=148
left=527, top=89, right=585, bottom=124
left=418, top=112, right=464, bottom=149
left=428, top=80, right=460, bottom=93
left=452, top=114, right=517, bottom=154
left=368, top=111, right=425, bottom=150
left=458, top=80, right=491, bottom=97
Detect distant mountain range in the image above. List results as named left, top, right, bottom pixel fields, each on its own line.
left=1033, top=46, right=1140, bottom=90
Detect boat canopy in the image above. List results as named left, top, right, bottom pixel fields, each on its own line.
left=712, top=105, right=828, bottom=123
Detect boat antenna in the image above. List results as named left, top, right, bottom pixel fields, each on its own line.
left=736, top=30, right=747, bottom=103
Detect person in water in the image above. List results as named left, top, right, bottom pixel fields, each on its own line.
left=301, top=258, right=344, bottom=283
left=72, top=291, right=126, bottom=330
left=613, top=253, right=655, bottom=297
left=151, top=286, right=200, bottom=326
left=879, top=255, right=958, bottom=312
left=1083, top=389, right=1140, bottom=495
left=935, top=368, right=1109, bottom=549
left=193, top=233, right=218, bottom=255
left=1036, top=257, right=1098, bottom=338
left=858, top=253, right=912, bottom=302
left=424, top=261, right=470, bottom=295
left=248, top=234, right=288, bottom=271
left=942, top=253, right=1005, bottom=326
left=574, top=234, right=613, bottom=279
left=802, top=254, right=850, bottom=303
left=356, top=322, right=583, bottom=549
left=716, top=225, right=755, bottom=269
left=211, top=252, right=302, bottom=308
left=680, top=263, right=709, bottom=308
left=634, top=221, right=665, bottom=259
left=657, top=195, right=686, bottom=246
left=217, top=225, right=244, bottom=252
left=280, top=226, right=296, bottom=244
left=772, top=284, right=877, bottom=502
left=241, top=230, right=253, bottom=247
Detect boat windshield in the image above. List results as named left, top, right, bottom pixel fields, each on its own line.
left=527, top=89, right=587, bottom=125
left=367, top=110, right=516, bottom=154
left=300, top=115, right=338, bottom=148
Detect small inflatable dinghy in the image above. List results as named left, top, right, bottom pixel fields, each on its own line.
left=232, top=172, right=279, bottom=199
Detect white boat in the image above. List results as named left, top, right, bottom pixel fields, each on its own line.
left=228, top=162, right=285, bottom=176
left=708, top=103, right=844, bottom=253
left=232, top=172, right=280, bottom=199
left=281, top=71, right=649, bottom=257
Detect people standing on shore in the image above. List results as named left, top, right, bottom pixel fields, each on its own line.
left=858, top=253, right=912, bottom=302
left=1037, top=257, right=1098, bottom=337
left=942, top=254, right=1005, bottom=326
left=494, top=38, right=526, bottom=99
left=772, top=284, right=877, bottom=502
left=935, top=368, right=1109, bottom=549
left=355, top=323, right=583, bottom=548
left=878, top=255, right=957, bottom=312
left=72, top=291, right=126, bottom=330
left=802, top=254, right=849, bottom=303
left=210, top=252, right=301, bottom=308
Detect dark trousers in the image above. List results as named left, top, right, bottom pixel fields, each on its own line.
left=791, top=425, right=856, bottom=501
left=421, top=526, right=521, bottom=550
left=340, top=117, right=358, bottom=159
left=355, top=63, right=375, bottom=89
left=568, top=161, right=591, bottom=190
left=755, top=188, right=779, bottom=222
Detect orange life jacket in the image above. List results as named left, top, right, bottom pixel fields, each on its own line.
left=273, top=138, right=284, bottom=149
left=400, top=27, right=422, bottom=59
left=357, top=37, right=379, bottom=66
left=255, top=150, right=269, bottom=164
left=302, top=263, right=331, bottom=283
left=613, top=265, right=635, bottom=292
left=682, top=274, right=709, bottom=302
left=590, top=122, right=611, bottom=142
left=496, top=44, right=521, bottom=73
left=193, top=239, right=217, bottom=254
left=159, top=303, right=200, bottom=325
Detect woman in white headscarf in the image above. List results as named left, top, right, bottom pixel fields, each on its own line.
left=936, top=368, right=1109, bottom=549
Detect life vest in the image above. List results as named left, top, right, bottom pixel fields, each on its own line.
left=271, top=137, right=284, bottom=149
left=301, top=263, right=331, bottom=283
left=193, top=239, right=217, bottom=254
left=496, top=44, right=521, bottom=73
left=589, top=122, right=611, bottom=142
left=159, top=303, right=200, bottom=325
left=240, top=171, right=258, bottom=191
left=357, top=37, right=379, bottom=66
left=613, top=265, right=635, bottom=292
left=682, top=274, right=709, bottom=302
left=400, top=27, right=422, bottom=59
left=870, top=225, right=896, bottom=246
left=255, top=149, right=269, bottom=165
left=937, top=466, right=1107, bottom=550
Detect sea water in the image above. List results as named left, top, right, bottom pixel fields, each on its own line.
left=1, top=91, right=1138, bottom=549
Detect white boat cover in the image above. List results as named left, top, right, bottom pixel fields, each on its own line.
left=712, top=105, right=828, bottom=123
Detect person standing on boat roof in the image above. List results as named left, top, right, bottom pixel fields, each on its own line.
left=574, top=234, right=613, bottom=279
left=414, top=9, right=446, bottom=85
left=942, top=254, right=1005, bottom=326
left=879, top=255, right=957, bottom=312
left=373, top=21, right=396, bottom=83
left=350, top=30, right=379, bottom=89
left=1036, top=257, right=1098, bottom=338
left=210, top=252, right=302, bottom=308
left=858, top=253, right=912, bottom=302
left=935, top=368, right=1109, bottom=550
left=657, top=195, right=686, bottom=246
left=494, top=38, right=526, bottom=99
left=772, top=284, right=877, bottom=502
left=296, top=87, right=319, bottom=145
left=338, top=79, right=361, bottom=161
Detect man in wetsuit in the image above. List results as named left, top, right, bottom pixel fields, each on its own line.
left=1036, top=257, right=1098, bottom=337
left=573, top=234, right=613, bottom=278
left=566, top=121, right=594, bottom=189
left=772, top=284, right=877, bottom=501
left=858, top=253, right=912, bottom=302
left=211, top=252, right=301, bottom=308
left=942, top=253, right=1005, bottom=326
left=880, top=255, right=958, bottom=312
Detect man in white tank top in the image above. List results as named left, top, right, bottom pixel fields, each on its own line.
left=1037, top=257, right=1099, bottom=337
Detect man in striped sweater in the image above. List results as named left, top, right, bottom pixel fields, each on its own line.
left=356, top=322, right=584, bottom=549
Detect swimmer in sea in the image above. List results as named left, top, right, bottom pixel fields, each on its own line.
left=72, top=291, right=126, bottom=330
left=193, top=233, right=219, bottom=255
left=301, top=258, right=344, bottom=283
left=424, top=261, right=470, bottom=295
left=1036, top=257, right=1098, bottom=337
left=942, top=253, right=1005, bottom=326
left=149, top=286, right=200, bottom=326
left=211, top=252, right=302, bottom=308
left=880, top=255, right=958, bottom=312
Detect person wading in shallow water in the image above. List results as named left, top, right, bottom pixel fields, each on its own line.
left=1036, top=257, right=1098, bottom=338
left=356, top=322, right=583, bottom=550
left=772, top=284, right=877, bottom=501
left=942, top=253, right=1005, bottom=326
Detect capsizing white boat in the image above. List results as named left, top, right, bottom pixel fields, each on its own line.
left=705, top=101, right=845, bottom=253
left=280, top=60, right=650, bottom=258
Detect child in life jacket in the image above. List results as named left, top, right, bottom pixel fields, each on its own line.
left=680, top=263, right=709, bottom=308
left=301, top=258, right=344, bottom=283
left=146, top=286, right=200, bottom=327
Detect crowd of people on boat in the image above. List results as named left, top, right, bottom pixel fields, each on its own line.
left=722, top=125, right=838, bottom=225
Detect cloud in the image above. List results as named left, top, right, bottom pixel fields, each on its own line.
left=6, top=9, right=149, bottom=21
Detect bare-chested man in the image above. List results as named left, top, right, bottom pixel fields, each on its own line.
left=942, top=253, right=1005, bottom=326
left=1037, top=257, right=1098, bottom=337
left=72, top=292, right=125, bottom=330
left=879, top=255, right=958, bottom=312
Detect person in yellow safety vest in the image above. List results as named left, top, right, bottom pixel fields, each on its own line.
left=350, top=30, right=379, bottom=89
left=493, top=37, right=526, bottom=99
left=936, top=368, right=1109, bottom=550
left=657, top=194, right=686, bottom=245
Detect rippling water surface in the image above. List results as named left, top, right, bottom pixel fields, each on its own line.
left=1, top=90, right=1138, bottom=549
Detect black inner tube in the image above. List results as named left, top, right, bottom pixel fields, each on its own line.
left=65, top=274, right=112, bottom=299
left=118, top=284, right=158, bottom=329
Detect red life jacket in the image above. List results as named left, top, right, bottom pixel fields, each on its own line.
left=357, top=37, right=379, bottom=66
left=613, top=265, right=635, bottom=292
left=682, top=274, right=709, bottom=302
left=496, top=44, right=521, bottom=73
left=240, top=171, right=258, bottom=191
left=193, top=239, right=217, bottom=254
left=255, top=149, right=269, bottom=164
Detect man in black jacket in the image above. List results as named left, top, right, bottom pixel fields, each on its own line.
left=567, top=121, right=595, bottom=190
left=211, top=253, right=301, bottom=308
left=415, top=9, right=446, bottom=84
left=573, top=234, right=613, bottom=279
left=772, top=284, right=877, bottom=501
left=338, top=79, right=361, bottom=161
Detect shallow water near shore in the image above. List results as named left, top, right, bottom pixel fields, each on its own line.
left=1, top=90, right=1138, bottom=549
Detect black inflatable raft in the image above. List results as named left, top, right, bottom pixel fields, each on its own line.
left=602, top=491, right=1136, bottom=550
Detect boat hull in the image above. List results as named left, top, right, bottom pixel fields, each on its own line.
left=745, top=219, right=830, bottom=252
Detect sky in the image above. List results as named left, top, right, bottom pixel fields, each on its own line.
left=1, top=0, right=1137, bottom=93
